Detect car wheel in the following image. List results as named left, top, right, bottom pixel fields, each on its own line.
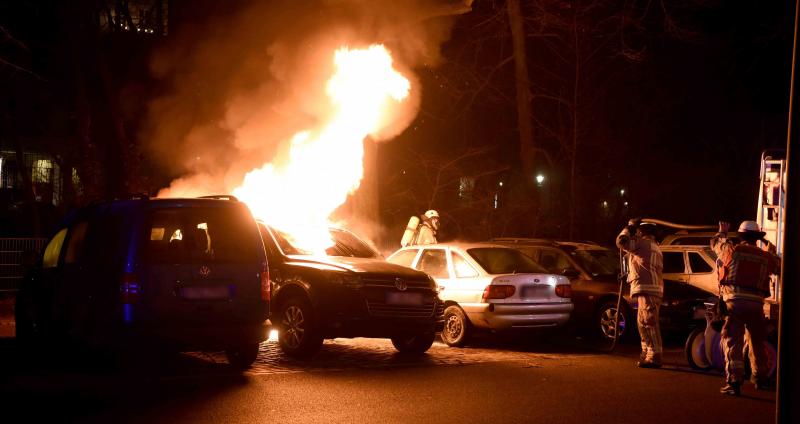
left=226, top=343, right=261, bottom=370
left=391, top=331, right=436, bottom=355
left=597, top=301, right=630, bottom=341
left=684, top=328, right=712, bottom=371
left=441, top=305, right=470, bottom=347
left=277, top=296, right=323, bottom=358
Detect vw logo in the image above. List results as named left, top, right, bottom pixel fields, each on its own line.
left=394, top=278, right=408, bottom=291
left=198, top=265, right=211, bottom=278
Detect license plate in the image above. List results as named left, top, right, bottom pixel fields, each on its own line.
left=521, top=285, right=550, bottom=299
left=179, top=285, right=230, bottom=300
left=386, top=292, right=424, bottom=306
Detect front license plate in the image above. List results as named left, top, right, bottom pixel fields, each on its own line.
left=386, top=292, right=424, bottom=306
left=180, top=285, right=230, bottom=300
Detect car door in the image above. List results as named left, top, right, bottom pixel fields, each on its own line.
left=662, top=250, right=688, bottom=283
left=444, top=250, right=488, bottom=305
left=686, top=250, right=717, bottom=295
left=413, top=248, right=458, bottom=302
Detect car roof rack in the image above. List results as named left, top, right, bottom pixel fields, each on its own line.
left=198, top=195, right=239, bottom=201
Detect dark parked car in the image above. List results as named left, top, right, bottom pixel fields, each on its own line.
left=258, top=223, right=443, bottom=358
left=15, top=196, right=270, bottom=369
left=492, top=238, right=710, bottom=340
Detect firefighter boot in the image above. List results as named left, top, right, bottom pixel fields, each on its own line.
left=720, top=381, right=741, bottom=396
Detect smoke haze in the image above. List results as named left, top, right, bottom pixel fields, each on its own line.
left=144, top=0, right=460, bottom=198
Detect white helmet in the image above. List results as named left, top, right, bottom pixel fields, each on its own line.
left=738, top=220, right=765, bottom=234
left=423, top=210, right=440, bottom=230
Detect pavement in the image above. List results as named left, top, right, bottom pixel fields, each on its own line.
left=0, top=330, right=777, bottom=423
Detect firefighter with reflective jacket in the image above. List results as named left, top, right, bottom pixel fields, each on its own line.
left=616, top=219, right=664, bottom=368
left=415, top=210, right=440, bottom=245
left=712, top=220, right=780, bottom=396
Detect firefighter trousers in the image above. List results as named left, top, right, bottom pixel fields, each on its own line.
left=635, top=294, right=662, bottom=361
left=721, top=298, right=768, bottom=384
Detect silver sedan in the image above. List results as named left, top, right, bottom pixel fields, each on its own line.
left=387, top=243, right=574, bottom=347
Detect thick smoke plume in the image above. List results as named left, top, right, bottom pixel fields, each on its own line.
left=144, top=0, right=462, bottom=199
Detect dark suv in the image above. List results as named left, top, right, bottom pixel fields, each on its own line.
left=259, top=223, right=443, bottom=358
left=492, top=238, right=710, bottom=340
left=15, top=196, right=270, bottom=369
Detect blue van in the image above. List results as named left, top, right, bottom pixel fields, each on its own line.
left=15, top=196, right=270, bottom=369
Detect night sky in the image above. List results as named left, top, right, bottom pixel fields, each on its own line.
left=0, top=0, right=795, bottom=245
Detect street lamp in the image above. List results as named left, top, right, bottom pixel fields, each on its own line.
left=535, top=174, right=545, bottom=186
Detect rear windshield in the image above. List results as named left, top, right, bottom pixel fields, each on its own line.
left=467, top=247, right=547, bottom=275
left=143, top=206, right=259, bottom=264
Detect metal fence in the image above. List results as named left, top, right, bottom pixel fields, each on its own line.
left=0, top=238, right=46, bottom=291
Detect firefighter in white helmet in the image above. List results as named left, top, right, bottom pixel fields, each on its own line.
left=415, top=210, right=440, bottom=245
left=712, top=220, right=780, bottom=396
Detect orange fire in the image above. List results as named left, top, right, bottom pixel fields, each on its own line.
left=232, top=44, right=411, bottom=253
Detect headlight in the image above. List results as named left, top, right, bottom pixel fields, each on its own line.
left=328, top=273, right=363, bottom=289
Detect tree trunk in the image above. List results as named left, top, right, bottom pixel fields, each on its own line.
left=569, top=8, right=580, bottom=240
left=506, top=0, right=536, bottom=184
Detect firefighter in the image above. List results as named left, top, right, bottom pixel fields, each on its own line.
left=415, top=210, right=440, bottom=245
left=712, top=220, right=780, bottom=396
left=616, top=219, right=664, bottom=368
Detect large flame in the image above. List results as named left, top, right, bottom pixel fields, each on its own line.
left=232, top=44, right=410, bottom=253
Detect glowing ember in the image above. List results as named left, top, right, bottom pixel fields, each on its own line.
left=232, top=44, right=410, bottom=253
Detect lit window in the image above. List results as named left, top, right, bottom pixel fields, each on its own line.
left=32, top=159, right=52, bottom=183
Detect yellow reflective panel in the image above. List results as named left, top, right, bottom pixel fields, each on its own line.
left=43, top=228, right=67, bottom=268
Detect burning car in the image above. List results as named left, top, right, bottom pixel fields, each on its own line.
left=258, top=223, right=443, bottom=358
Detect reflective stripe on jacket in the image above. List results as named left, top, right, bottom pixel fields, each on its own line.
left=616, top=229, right=664, bottom=297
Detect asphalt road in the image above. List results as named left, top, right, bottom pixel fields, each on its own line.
left=0, top=334, right=776, bottom=423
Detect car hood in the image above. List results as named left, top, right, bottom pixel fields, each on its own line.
left=286, top=255, right=430, bottom=279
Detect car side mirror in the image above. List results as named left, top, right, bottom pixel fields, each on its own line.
left=561, top=268, right=581, bottom=279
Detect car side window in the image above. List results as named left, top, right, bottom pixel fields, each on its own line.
left=64, top=221, right=89, bottom=265
left=42, top=228, right=68, bottom=269
left=538, top=249, right=571, bottom=273
left=417, top=249, right=449, bottom=279
left=688, top=252, right=712, bottom=273
left=388, top=249, right=418, bottom=268
left=452, top=252, right=479, bottom=278
left=662, top=252, right=685, bottom=273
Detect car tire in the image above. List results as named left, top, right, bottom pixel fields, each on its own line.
left=597, top=300, right=631, bottom=342
left=277, top=296, right=323, bottom=358
left=226, top=342, right=261, bottom=370
left=441, top=305, right=470, bottom=347
left=684, top=327, right=712, bottom=371
left=391, top=331, right=436, bottom=355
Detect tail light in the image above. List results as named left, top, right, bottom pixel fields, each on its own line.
left=120, top=272, right=140, bottom=304
left=555, top=284, right=572, bottom=298
left=260, top=262, right=271, bottom=301
left=482, top=285, right=516, bottom=300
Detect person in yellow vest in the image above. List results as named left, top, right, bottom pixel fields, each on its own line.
left=616, top=219, right=664, bottom=368
left=711, top=220, right=781, bottom=396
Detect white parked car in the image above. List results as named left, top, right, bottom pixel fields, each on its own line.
left=660, top=245, right=718, bottom=295
left=387, top=242, right=573, bottom=347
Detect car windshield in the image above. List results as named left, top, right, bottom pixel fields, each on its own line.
left=271, top=227, right=380, bottom=259
left=467, top=247, right=548, bottom=275
left=569, top=248, right=620, bottom=277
